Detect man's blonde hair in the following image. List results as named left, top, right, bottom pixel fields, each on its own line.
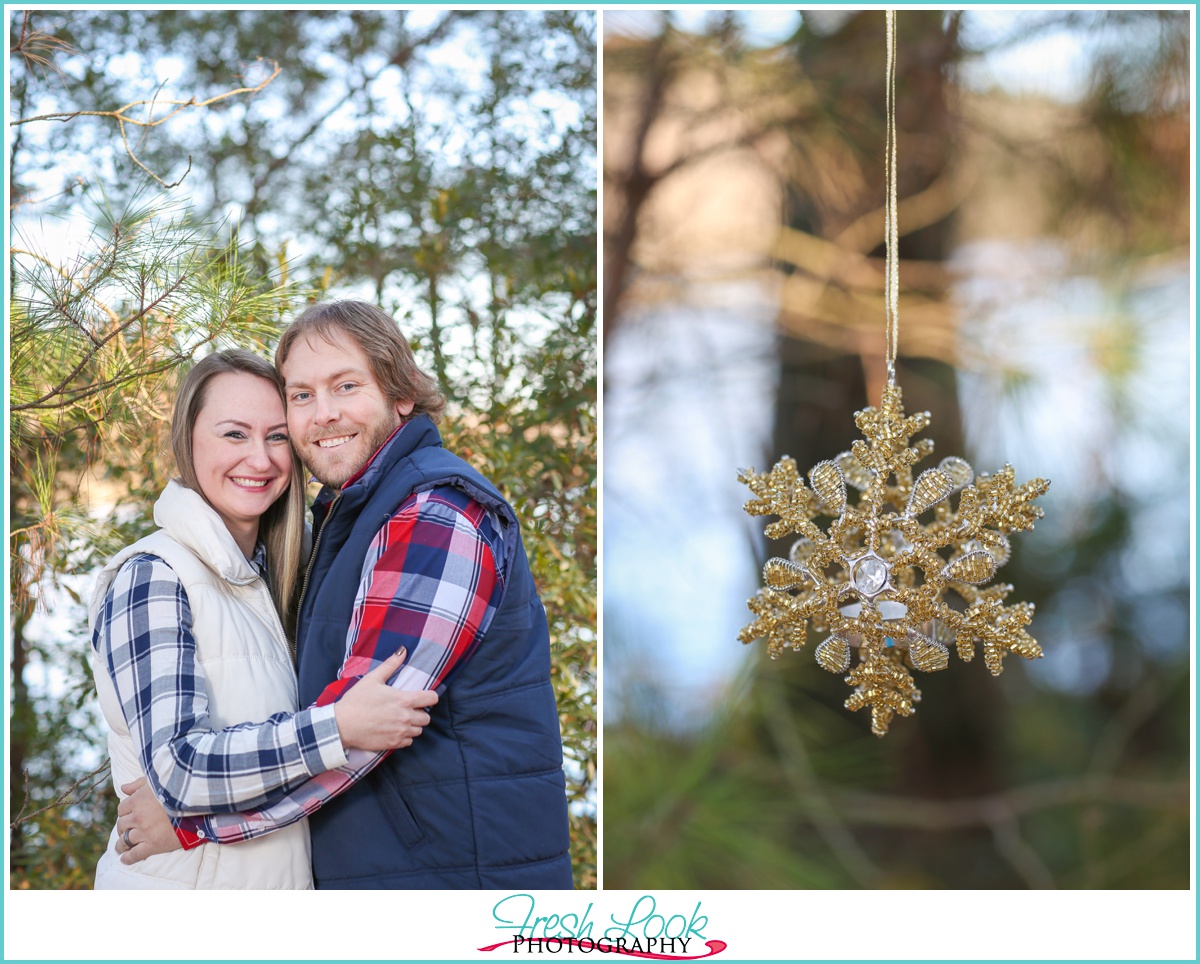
left=275, top=301, right=446, bottom=422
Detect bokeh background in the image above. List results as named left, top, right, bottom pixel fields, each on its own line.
left=9, top=9, right=596, bottom=888
left=603, top=9, right=1190, bottom=889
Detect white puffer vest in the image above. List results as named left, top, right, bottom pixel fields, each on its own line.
left=90, top=481, right=313, bottom=889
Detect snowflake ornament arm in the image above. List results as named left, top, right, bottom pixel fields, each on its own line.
left=739, top=384, right=1050, bottom=736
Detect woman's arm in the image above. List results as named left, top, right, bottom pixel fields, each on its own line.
left=97, top=553, right=432, bottom=816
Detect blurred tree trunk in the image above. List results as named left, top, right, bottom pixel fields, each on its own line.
left=10, top=610, right=31, bottom=862
left=602, top=21, right=670, bottom=347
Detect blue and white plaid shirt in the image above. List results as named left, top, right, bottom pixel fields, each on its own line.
left=91, top=544, right=346, bottom=816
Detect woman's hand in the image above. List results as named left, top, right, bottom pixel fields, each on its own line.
left=115, top=777, right=183, bottom=864
left=333, top=647, right=439, bottom=752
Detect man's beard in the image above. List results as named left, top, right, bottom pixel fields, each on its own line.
left=302, top=413, right=401, bottom=489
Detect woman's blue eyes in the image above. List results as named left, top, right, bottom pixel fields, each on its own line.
left=223, top=430, right=290, bottom=442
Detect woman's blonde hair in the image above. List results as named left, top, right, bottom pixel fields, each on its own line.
left=169, top=349, right=306, bottom=640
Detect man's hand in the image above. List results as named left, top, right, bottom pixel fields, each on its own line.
left=115, top=777, right=183, bottom=864
left=333, top=646, right=439, bottom=752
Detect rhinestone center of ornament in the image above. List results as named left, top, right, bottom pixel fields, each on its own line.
left=851, top=553, right=890, bottom=598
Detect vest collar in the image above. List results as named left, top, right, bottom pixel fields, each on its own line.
left=153, top=480, right=261, bottom=586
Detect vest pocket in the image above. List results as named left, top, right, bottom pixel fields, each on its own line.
left=371, top=760, right=426, bottom=847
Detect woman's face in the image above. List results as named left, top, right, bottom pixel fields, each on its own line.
left=191, top=371, right=292, bottom=553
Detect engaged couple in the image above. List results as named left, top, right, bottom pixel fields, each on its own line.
left=90, top=300, right=574, bottom=890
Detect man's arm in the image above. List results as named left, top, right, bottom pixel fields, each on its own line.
left=171, top=488, right=506, bottom=847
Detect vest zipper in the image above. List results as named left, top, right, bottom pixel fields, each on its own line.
left=293, top=491, right=340, bottom=666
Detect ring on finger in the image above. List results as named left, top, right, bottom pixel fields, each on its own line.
left=122, top=828, right=133, bottom=849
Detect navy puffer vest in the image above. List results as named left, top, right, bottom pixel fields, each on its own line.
left=296, top=416, right=573, bottom=889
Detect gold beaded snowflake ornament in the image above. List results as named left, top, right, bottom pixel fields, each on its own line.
left=737, top=12, right=1050, bottom=736
left=738, top=389, right=1050, bottom=736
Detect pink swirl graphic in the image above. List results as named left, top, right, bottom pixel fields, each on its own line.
left=477, top=938, right=728, bottom=960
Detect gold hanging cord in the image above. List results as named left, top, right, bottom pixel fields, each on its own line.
left=884, top=9, right=900, bottom=386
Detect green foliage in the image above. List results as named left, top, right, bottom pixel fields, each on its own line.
left=11, top=792, right=117, bottom=891
left=604, top=718, right=848, bottom=889
left=439, top=274, right=598, bottom=886
left=10, top=188, right=303, bottom=618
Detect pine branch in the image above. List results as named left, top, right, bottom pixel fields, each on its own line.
left=11, top=59, right=282, bottom=129
left=822, top=775, right=1188, bottom=829
left=11, top=271, right=193, bottom=412
left=9, top=247, right=121, bottom=327
left=762, top=677, right=882, bottom=887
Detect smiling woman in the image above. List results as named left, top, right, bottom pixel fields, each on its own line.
left=163, top=351, right=307, bottom=637
left=186, top=372, right=293, bottom=557
left=87, top=349, right=438, bottom=889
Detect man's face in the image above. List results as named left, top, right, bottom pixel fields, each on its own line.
left=281, top=331, right=414, bottom=488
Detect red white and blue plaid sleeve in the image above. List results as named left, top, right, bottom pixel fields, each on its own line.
left=92, top=553, right=348, bottom=818
left=177, top=487, right=504, bottom=846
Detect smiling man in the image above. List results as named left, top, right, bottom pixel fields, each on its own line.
left=270, top=299, right=574, bottom=889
